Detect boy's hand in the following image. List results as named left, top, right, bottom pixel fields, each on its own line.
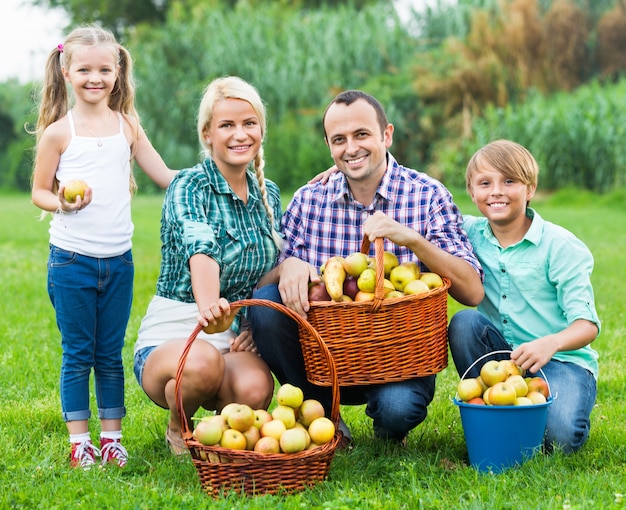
left=510, top=336, right=558, bottom=374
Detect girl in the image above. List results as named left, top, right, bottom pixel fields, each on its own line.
left=133, top=76, right=282, bottom=455
left=31, top=25, right=177, bottom=468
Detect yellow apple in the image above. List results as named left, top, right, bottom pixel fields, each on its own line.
left=399, top=261, right=420, bottom=279
left=419, top=272, right=444, bottom=289
left=202, top=414, right=229, bottom=432
left=526, top=391, right=547, bottom=404
left=276, top=383, right=304, bottom=409
left=500, top=359, right=524, bottom=377
left=242, top=425, right=261, bottom=450
left=297, top=399, right=326, bottom=427
left=354, top=291, right=375, bottom=302
left=403, top=279, right=430, bottom=296
left=488, top=382, right=517, bottom=405
left=220, top=402, right=240, bottom=420
left=457, top=377, right=484, bottom=402
left=383, top=278, right=396, bottom=295
left=260, top=419, right=287, bottom=440
left=514, top=396, right=534, bottom=406
left=389, top=264, right=417, bottom=292
left=220, top=428, right=247, bottom=450
left=506, top=374, right=529, bottom=397
left=226, top=404, right=256, bottom=432
left=383, top=251, right=400, bottom=277
left=307, top=417, right=335, bottom=445
left=385, top=290, right=404, bottom=299
left=253, top=409, right=273, bottom=430
left=483, top=386, right=492, bottom=405
left=253, top=435, right=280, bottom=454
left=194, top=420, right=223, bottom=446
left=271, top=405, right=296, bottom=429
left=279, top=427, right=309, bottom=453
left=63, top=179, right=88, bottom=203
left=479, top=360, right=508, bottom=387
left=343, top=252, right=369, bottom=277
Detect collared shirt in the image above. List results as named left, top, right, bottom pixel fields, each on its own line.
left=156, top=158, right=281, bottom=310
left=281, top=152, right=482, bottom=276
left=464, top=208, right=600, bottom=378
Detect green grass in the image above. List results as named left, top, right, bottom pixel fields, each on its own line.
left=1, top=191, right=625, bottom=509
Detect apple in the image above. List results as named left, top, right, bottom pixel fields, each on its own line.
left=260, top=419, right=287, bottom=440
left=398, top=261, right=420, bottom=279
left=279, top=427, right=309, bottom=453
left=242, top=425, right=261, bottom=450
left=343, top=252, right=369, bottom=277
left=476, top=376, right=488, bottom=392
left=385, top=290, right=404, bottom=299
left=500, top=359, right=524, bottom=377
left=226, top=404, right=256, bottom=432
left=220, top=402, right=240, bottom=420
left=419, top=272, right=444, bottom=289
left=308, top=282, right=331, bottom=302
left=63, top=179, right=88, bottom=203
left=220, top=428, right=247, bottom=450
left=276, top=383, right=304, bottom=409
left=527, top=377, right=550, bottom=398
left=389, top=264, right=417, bottom=292
left=488, top=382, right=517, bottom=405
left=202, top=414, right=229, bottom=432
left=403, top=279, right=430, bottom=296
left=514, top=396, right=534, bottom=406
left=467, top=397, right=486, bottom=405
left=357, top=268, right=376, bottom=293
left=271, top=404, right=297, bottom=428
left=194, top=420, right=223, bottom=446
left=354, top=291, right=375, bottom=302
left=253, top=435, right=280, bottom=454
left=457, top=377, right=484, bottom=402
left=253, top=409, right=273, bottom=430
left=506, top=374, right=528, bottom=397
left=307, top=417, right=335, bottom=445
left=343, top=276, right=360, bottom=300
left=382, top=278, right=396, bottom=295
left=383, top=251, right=399, bottom=277
left=479, top=360, right=508, bottom=387
left=297, top=399, right=326, bottom=427
left=341, top=295, right=353, bottom=301
left=526, top=391, right=547, bottom=404
left=482, top=386, right=492, bottom=405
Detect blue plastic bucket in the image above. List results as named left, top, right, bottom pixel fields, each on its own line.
left=454, top=397, right=552, bottom=473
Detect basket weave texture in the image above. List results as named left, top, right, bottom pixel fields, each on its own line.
left=301, top=237, right=451, bottom=386
left=175, top=298, right=341, bottom=497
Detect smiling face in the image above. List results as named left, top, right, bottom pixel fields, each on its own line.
left=323, top=98, right=393, bottom=184
left=468, top=161, right=536, bottom=227
left=203, top=98, right=262, bottom=173
left=63, top=44, right=118, bottom=106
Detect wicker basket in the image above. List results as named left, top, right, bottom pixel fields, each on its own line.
left=175, top=298, right=341, bottom=497
left=300, top=237, right=451, bottom=386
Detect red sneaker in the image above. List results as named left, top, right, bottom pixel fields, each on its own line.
left=100, top=438, right=128, bottom=468
left=70, top=440, right=100, bottom=469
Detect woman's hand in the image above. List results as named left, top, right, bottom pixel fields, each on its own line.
left=230, top=328, right=257, bottom=353
left=198, top=297, right=235, bottom=334
left=308, top=165, right=339, bottom=185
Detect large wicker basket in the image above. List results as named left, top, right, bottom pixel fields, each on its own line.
left=301, top=237, right=451, bottom=386
left=175, top=299, right=341, bottom=497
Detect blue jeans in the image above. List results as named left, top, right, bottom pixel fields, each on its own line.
left=248, top=284, right=436, bottom=441
left=48, top=245, right=133, bottom=422
left=448, top=309, right=596, bottom=454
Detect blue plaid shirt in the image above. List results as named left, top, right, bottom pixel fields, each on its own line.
left=281, top=153, right=481, bottom=275
left=156, top=158, right=281, bottom=307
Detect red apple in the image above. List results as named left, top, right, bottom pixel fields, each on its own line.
left=526, top=377, right=550, bottom=398
left=343, top=276, right=359, bottom=300
left=467, top=397, right=486, bottom=405
left=308, top=282, right=331, bottom=302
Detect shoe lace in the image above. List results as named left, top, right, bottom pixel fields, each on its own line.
left=73, top=441, right=101, bottom=467
left=101, top=440, right=128, bottom=463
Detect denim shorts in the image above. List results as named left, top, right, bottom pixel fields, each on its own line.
left=133, top=345, right=157, bottom=390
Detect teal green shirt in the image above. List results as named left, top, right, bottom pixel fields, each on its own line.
left=463, top=208, right=599, bottom=379
left=156, top=158, right=281, bottom=329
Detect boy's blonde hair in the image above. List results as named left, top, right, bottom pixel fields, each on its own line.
left=466, top=139, right=539, bottom=191
left=197, top=76, right=282, bottom=249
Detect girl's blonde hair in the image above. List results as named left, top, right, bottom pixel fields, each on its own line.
left=197, top=76, right=282, bottom=249
left=33, top=24, right=139, bottom=193
left=466, top=139, right=539, bottom=191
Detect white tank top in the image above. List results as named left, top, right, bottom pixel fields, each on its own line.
left=49, top=110, right=134, bottom=257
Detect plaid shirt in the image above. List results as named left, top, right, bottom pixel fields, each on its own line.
left=281, top=153, right=481, bottom=275
left=156, top=158, right=281, bottom=306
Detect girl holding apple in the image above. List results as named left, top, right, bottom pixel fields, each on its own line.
left=30, top=25, right=177, bottom=468
left=448, top=139, right=600, bottom=454
left=133, top=76, right=282, bottom=455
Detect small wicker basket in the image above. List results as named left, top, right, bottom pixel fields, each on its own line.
left=300, top=237, right=451, bottom=386
left=175, top=299, right=341, bottom=497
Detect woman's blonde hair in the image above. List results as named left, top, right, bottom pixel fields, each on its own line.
left=197, top=76, right=282, bottom=249
left=466, top=139, right=539, bottom=192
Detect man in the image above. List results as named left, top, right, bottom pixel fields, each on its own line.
left=249, top=90, right=483, bottom=445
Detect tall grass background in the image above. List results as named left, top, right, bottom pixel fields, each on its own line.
left=0, top=190, right=625, bottom=509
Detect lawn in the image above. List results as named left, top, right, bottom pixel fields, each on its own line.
left=0, top=190, right=625, bottom=509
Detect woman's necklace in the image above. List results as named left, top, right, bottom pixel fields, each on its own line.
left=79, top=110, right=112, bottom=147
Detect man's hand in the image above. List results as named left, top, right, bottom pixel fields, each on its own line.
left=277, top=257, right=321, bottom=317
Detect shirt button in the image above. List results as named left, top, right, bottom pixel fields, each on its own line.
left=502, top=295, right=507, bottom=299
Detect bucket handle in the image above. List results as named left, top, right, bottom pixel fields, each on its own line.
left=459, top=349, right=554, bottom=399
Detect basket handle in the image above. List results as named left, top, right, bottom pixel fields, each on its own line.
left=174, top=298, right=340, bottom=440
left=459, top=349, right=553, bottom=398
left=359, top=236, right=385, bottom=312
